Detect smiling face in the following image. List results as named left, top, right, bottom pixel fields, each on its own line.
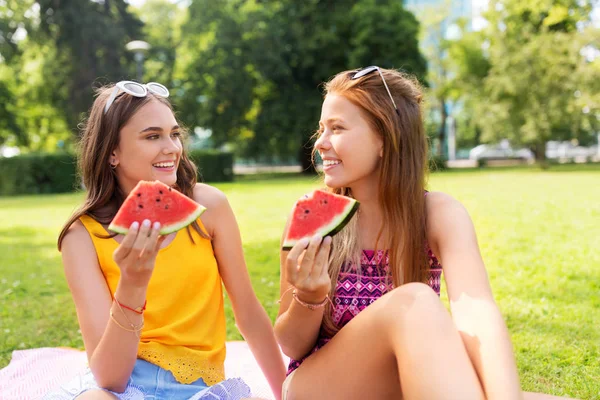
left=315, top=94, right=384, bottom=189
left=111, top=99, right=183, bottom=194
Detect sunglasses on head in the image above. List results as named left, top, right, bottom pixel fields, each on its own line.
left=104, top=81, right=170, bottom=114
left=350, top=66, right=399, bottom=116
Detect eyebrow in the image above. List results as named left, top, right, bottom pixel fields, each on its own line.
left=319, top=118, right=345, bottom=125
left=139, top=125, right=180, bottom=134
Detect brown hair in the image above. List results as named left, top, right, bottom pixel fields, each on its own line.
left=57, top=84, right=205, bottom=250
left=317, top=68, right=430, bottom=336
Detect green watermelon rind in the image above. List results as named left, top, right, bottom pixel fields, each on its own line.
left=281, top=199, right=359, bottom=251
left=108, top=203, right=207, bottom=236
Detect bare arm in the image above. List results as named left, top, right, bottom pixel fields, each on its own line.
left=427, top=192, right=522, bottom=400
left=273, top=215, right=332, bottom=360
left=197, top=185, right=286, bottom=399
left=62, top=219, right=161, bottom=392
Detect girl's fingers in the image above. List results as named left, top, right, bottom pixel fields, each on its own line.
left=130, top=219, right=152, bottom=257
left=313, top=236, right=332, bottom=279
left=297, top=235, right=322, bottom=281
left=113, top=221, right=140, bottom=262
left=143, top=222, right=161, bottom=257
left=285, top=238, right=310, bottom=284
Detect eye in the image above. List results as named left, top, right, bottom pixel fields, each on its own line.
left=332, top=125, right=344, bottom=132
left=171, top=131, right=182, bottom=138
left=146, top=134, right=159, bottom=140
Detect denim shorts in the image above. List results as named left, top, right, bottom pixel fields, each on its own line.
left=43, top=358, right=251, bottom=400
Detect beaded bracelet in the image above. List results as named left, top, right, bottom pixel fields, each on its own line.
left=277, top=286, right=333, bottom=311
left=292, top=290, right=332, bottom=311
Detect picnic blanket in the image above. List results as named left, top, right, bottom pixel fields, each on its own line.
left=0, top=342, right=285, bottom=400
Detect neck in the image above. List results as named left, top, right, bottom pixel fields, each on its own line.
left=348, top=179, right=386, bottom=249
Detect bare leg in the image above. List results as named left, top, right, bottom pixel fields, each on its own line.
left=287, top=282, right=485, bottom=400
left=75, top=390, right=118, bottom=399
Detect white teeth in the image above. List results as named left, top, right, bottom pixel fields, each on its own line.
left=153, top=162, right=175, bottom=168
left=323, top=160, right=341, bottom=166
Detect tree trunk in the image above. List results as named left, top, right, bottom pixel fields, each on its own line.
left=299, top=139, right=317, bottom=175
left=438, top=100, right=447, bottom=157
left=534, top=140, right=548, bottom=169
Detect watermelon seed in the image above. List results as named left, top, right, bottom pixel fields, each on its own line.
left=138, top=205, right=144, bottom=209
left=168, top=187, right=172, bottom=191
left=156, top=198, right=161, bottom=202
left=304, top=209, right=310, bottom=214
left=165, top=205, right=169, bottom=209
left=159, top=190, right=163, bottom=194
left=137, top=193, right=141, bottom=197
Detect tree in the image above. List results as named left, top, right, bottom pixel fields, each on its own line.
left=450, top=0, right=600, bottom=164
left=131, top=0, right=186, bottom=86
left=35, top=0, right=144, bottom=128
left=177, top=0, right=427, bottom=171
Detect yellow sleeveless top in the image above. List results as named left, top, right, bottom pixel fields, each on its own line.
left=79, top=214, right=226, bottom=385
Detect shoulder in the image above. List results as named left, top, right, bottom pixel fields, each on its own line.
left=425, top=191, right=468, bottom=218
left=425, top=191, right=474, bottom=252
left=62, top=218, right=93, bottom=251
left=192, top=183, right=228, bottom=210
left=61, top=218, right=99, bottom=273
left=192, top=184, right=232, bottom=236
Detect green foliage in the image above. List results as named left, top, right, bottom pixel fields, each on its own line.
left=188, top=149, right=235, bottom=182
left=34, top=0, right=144, bottom=128
left=177, top=0, right=427, bottom=168
left=429, top=154, right=448, bottom=171
left=0, top=153, right=78, bottom=196
left=447, top=0, right=600, bottom=161
left=0, top=149, right=233, bottom=195
left=0, top=0, right=145, bottom=151
left=131, top=0, right=186, bottom=86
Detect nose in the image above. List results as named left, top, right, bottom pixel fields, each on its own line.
left=162, top=135, right=182, bottom=155
left=314, top=131, right=331, bottom=152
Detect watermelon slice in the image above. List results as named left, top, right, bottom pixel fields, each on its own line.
left=108, top=180, right=206, bottom=235
left=282, top=190, right=359, bottom=250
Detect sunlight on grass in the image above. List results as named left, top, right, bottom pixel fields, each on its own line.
left=0, top=166, right=598, bottom=398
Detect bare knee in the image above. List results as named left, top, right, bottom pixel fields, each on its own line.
left=388, top=281, right=440, bottom=308
left=75, top=389, right=119, bottom=399
left=376, top=282, right=446, bottom=325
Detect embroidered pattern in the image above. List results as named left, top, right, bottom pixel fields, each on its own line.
left=287, top=248, right=443, bottom=374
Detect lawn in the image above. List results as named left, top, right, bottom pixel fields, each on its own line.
left=0, top=165, right=598, bottom=399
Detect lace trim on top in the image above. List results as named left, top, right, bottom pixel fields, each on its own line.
left=138, top=343, right=225, bottom=385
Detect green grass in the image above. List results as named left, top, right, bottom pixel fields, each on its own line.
left=1, top=165, right=599, bottom=399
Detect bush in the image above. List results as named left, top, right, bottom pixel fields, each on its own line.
left=429, top=155, right=448, bottom=171
left=0, top=153, right=78, bottom=196
left=0, top=149, right=234, bottom=196
left=188, top=149, right=234, bottom=182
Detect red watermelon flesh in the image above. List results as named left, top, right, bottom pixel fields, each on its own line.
left=108, top=180, right=206, bottom=235
left=282, top=190, right=359, bottom=250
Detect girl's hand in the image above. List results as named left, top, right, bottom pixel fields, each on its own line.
left=285, top=235, right=332, bottom=303
left=113, top=219, right=165, bottom=289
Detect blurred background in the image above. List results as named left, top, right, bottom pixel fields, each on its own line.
left=0, top=0, right=598, bottom=190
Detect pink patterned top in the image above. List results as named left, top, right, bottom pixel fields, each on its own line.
left=287, top=248, right=443, bottom=374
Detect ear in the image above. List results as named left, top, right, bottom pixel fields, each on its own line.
left=379, top=144, right=384, bottom=158
left=111, top=150, right=119, bottom=166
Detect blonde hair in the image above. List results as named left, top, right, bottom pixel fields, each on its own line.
left=316, top=68, right=430, bottom=336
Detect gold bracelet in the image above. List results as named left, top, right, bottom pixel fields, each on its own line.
left=109, top=310, right=144, bottom=335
